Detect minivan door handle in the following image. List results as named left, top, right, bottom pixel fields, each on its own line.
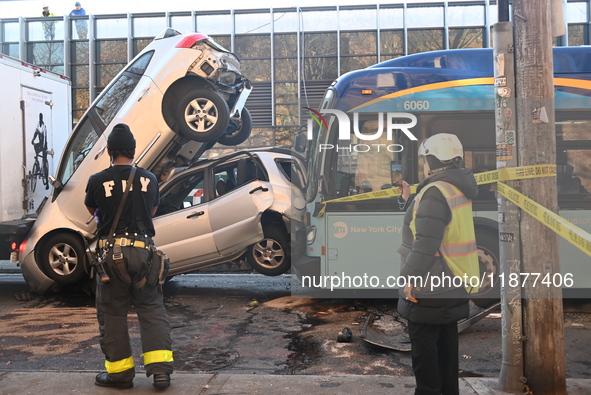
left=137, top=86, right=150, bottom=101
left=249, top=186, right=269, bottom=194
left=186, top=211, right=205, bottom=219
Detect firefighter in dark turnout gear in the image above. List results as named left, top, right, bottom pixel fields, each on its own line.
left=397, top=133, right=480, bottom=395
left=85, top=123, right=173, bottom=389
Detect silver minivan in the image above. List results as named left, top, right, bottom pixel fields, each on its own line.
left=17, top=28, right=270, bottom=294
left=20, top=148, right=306, bottom=293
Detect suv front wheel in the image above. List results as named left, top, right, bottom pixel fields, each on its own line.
left=39, top=233, right=87, bottom=285
left=246, top=225, right=291, bottom=276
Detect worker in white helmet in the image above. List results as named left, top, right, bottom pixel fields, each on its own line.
left=397, top=133, right=480, bottom=395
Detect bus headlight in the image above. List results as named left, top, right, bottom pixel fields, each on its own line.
left=306, top=226, right=317, bottom=245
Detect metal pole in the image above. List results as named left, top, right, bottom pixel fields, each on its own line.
left=402, top=3, right=408, bottom=55
left=336, top=6, right=340, bottom=76
left=88, top=14, right=95, bottom=104
left=443, top=1, right=449, bottom=49
left=165, top=11, right=171, bottom=30
left=562, top=0, right=568, bottom=46
left=19, top=16, right=26, bottom=62
left=376, top=4, right=381, bottom=63
left=484, top=0, right=491, bottom=48
left=588, top=0, right=591, bottom=45
left=63, top=15, right=71, bottom=79
left=270, top=8, right=275, bottom=130
left=0, top=19, right=4, bottom=49
left=297, top=7, right=301, bottom=128
left=230, top=9, right=235, bottom=53
left=493, top=17, right=526, bottom=395
left=127, top=13, right=133, bottom=62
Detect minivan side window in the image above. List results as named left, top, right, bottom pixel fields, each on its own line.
left=156, top=170, right=206, bottom=216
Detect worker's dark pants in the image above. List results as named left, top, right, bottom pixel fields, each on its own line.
left=96, top=246, right=173, bottom=382
left=408, top=321, right=459, bottom=395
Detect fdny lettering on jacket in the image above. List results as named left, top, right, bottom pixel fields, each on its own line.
left=103, top=177, right=151, bottom=197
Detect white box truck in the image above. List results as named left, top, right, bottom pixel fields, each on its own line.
left=0, top=53, right=71, bottom=260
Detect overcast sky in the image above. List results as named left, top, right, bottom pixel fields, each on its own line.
left=0, top=0, right=465, bottom=18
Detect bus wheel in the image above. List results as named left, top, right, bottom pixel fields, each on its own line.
left=472, top=230, right=500, bottom=308
left=246, top=225, right=291, bottom=276
left=39, top=233, right=87, bottom=285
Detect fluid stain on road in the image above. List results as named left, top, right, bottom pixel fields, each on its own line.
left=278, top=315, right=324, bottom=374
left=173, top=347, right=240, bottom=371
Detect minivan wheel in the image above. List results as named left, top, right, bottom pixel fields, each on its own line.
left=176, top=89, right=230, bottom=142
left=219, top=107, right=253, bottom=146
left=246, top=225, right=291, bottom=276
left=40, top=233, right=87, bottom=285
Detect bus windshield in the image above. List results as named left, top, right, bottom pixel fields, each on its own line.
left=305, top=88, right=335, bottom=202
left=312, top=112, right=417, bottom=202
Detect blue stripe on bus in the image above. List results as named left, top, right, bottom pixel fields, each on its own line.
left=349, top=86, right=591, bottom=113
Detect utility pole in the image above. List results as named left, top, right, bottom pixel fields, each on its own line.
left=493, top=8, right=524, bottom=392
left=513, top=0, right=566, bottom=393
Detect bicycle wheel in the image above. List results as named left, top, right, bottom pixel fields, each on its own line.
left=42, top=156, right=50, bottom=190
left=29, top=162, right=40, bottom=193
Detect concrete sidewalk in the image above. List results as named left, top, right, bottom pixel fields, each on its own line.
left=1, top=371, right=590, bottom=394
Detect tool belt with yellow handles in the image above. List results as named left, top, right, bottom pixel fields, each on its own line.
left=97, top=235, right=169, bottom=289
left=99, top=236, right=151, bottom=250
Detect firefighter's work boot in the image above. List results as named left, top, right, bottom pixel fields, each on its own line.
left=95, top=372, right=134, bottom=389
left=153, top=373, right=171, bottom=389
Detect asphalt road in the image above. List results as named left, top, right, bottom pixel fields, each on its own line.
left=0, top=272, right=590, bottom=379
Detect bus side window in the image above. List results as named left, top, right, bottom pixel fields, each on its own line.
left=557, top=154, right=591, bottom=199
left=555, top=118, right=591, bottom=203
left=464, top=150, right=497, bottom=201
left=473, top=167, right=496, bottom=201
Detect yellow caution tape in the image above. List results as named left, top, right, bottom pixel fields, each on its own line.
left=317, top=164, right=557, bottom=216
left=316, top=185, right=416, bottom=216
left=497, top=182, right=591, bottom=257
left=315, top=161, right=591, bottom=257
left=321, top=185, right=417, bottom=204
left=474, top=164, right=556, bottom=186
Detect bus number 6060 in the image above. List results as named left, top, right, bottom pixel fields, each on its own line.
left=403, top=100, right=430, bottom=111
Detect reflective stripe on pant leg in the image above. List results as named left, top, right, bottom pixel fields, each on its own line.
left=105, top=356, right=135, bottom=373
left=142, top=350, right=174, bottom=365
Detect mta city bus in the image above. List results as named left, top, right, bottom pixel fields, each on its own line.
left=294, top=47, right=591, bottom=300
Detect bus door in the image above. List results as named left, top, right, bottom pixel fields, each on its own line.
left=324, top=211, right=403, bottom=288
left=320, top=117, right=417, bottom=289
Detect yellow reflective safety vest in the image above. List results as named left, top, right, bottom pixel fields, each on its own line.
left=409, top=180, right=480, bottom=293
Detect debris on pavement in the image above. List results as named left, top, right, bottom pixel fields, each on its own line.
left=337, top=327, right=352, bottom=343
